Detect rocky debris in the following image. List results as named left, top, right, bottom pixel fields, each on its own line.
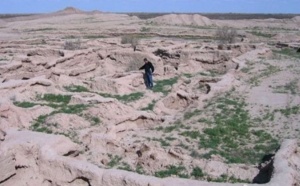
left=176, top=90, right=199, bottom=101
left=204, top=161, right=228, bottom=178
left=153, top=48, right=181, bottom=60
left=110, top=113, right=165, bottom=133
left=0, top=102, right=54, bottom=129
left=0, top=75, right=52, bottom=90
left=0, top=153, right=16, bottom=183
left=161, top=90, right=198, bottom=111
left=26, top=49, right=64, bottom=57
left=0, top=129, right=6, bottom=141
left=69, top=63, right=98, bottom=76
left=0, top=62, right=22, bottom=75
left=191, top=50, right=231, bottom=64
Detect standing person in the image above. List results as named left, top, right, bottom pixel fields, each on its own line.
left=139, top=58, right=154, bottom=89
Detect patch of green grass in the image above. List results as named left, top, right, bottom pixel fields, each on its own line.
left=183, top=73, right=193, bottom=78
left=13, top=101, right=37, bottom=108
left=199, top=69, right=224, bottom=77
left=136, top=164, right=145, bottom=174
left=155, top=125, right=176, bottom=133
left=177, top=142, right=190, bottom=150
left=240, top=66, right=255, bottom=73
left=248, top=64, right=281, bottom=86
left=64, top=84, right=144, bottom=103
left=27, top=28, right=56, bottom=32
left=191, top=167, right=205, bottom=179
left=152, top=77, right=178, bottom=95
left=155, top=120, right=190, bottom=133
left=275, top=105, right=300, bottom=117
left=30, top=114, right=52, bottom=133
left=184, top=109, right=201, bottom=120
left=180, top=130, right=201, bottom=139
left=90, top=116, right=101, bottom=126
left=141, top=100, right=156, bottom=111
left=190, top=150, right=202, bottom=159
left=207, top=69, right=225, bottom=77
left=261, top=111, right=275, bottom=121
left=81, top=113, right=101, bottom=126
left=197, top=93, right=279, bottom=164
left=84, top=35, right=107, bottom=39
left=165, top=136, right=176, bottom=141
left=37, top=94, right=71, bottom=104
left=273, top=48, right=300, bottom=59
left=64, top=85, right=90, bottom=92
left=155, top=165, right=188, bottom=178
left=140, top=27, right=151, bottom=32
left=58, top=104, right=89, bottom=114
left=152, top=137, right=170, bottom=147
left=208, top=174, right=250, bottom=183
left=249, top=31, right=275, bottom=38
left=108, top=155, right=122, bottom=168
left=99, top=92, right=144, bottom=103
left=118, top=162, right=133, bottom=172
left=272, top=79, right=299, bottom=95
left=30, top=103, right=89, bottom=134
left=62, top=35, right=77, bottom=39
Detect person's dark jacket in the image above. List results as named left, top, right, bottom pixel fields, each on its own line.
left=139, top=62, right=154, bottom=74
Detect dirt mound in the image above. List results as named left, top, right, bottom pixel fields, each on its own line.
left=151, top=14, right=214, bottom=26
left=0, top=19, right=6, bottom=25
left=54, top=7, right=85, bottom=15
left=292, top=16, right=300, bottom=22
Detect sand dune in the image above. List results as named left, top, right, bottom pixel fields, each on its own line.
left=151, top=14, right=214, bottom=26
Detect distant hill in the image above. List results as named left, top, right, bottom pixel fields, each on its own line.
left=54, top=7, right=85, bottom=15
left=126, top=12, right=300, bottom=20
left=150, top=14, right=214, bottom=26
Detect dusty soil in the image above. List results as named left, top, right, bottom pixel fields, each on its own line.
left=0, top=7, right=300, bottom=186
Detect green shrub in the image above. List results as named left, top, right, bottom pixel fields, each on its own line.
left=14, top=101, right=37, bottom=108
left=121, top=35, right=139, bottom=51
left=191, top=167, right=205, bottom=178
left=155, top=165, right=188, bottom=178
left=38, top=94, right=71, bottom=104
left=64, top=39, right=81, bottom=50
left=215, top=27, right=237, bottom=43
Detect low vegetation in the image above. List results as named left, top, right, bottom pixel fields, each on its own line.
left=272, top=79, right=299, bottom=95
left=12, top=93, right=95, bottom=137
left=99, top=92, right=144, bottom=103
left=215, top=26, right=237, bottom=44
left=64, top=85, right=90, bottom=92
left=247, top=64, right=281, bottom=86
left=155, top=165, right=188, bottom=178
left=64, top=39, right=81, bottom=50
left=141, top=100, right=156, bottom=111
left=121, top=35, right=139, bottom=51
left=152, top=77, right=178, bottom=95
left=273, top=48, right=300, bottom=59
left=197, top=92, right=279, bottom=164
left=249, top=31, right=275, bottom=38
left=64, top=84, right=144, bottom=103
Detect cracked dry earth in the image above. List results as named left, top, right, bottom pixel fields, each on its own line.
left=1, top=7, right=300, bottom=186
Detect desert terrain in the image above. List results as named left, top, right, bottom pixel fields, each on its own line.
left=0, top=7, right=300, bottom=186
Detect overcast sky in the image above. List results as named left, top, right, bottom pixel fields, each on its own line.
left=0, top=0, right=299, bottom=14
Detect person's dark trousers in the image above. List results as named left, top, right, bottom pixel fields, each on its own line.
left=145, top=72, right=153, bottom=89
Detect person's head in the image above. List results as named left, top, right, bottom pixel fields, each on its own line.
left=144, top=58, right=148, bottom=63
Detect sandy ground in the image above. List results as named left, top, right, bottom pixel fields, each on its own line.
left=0, top=7, right=300, bottom=185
